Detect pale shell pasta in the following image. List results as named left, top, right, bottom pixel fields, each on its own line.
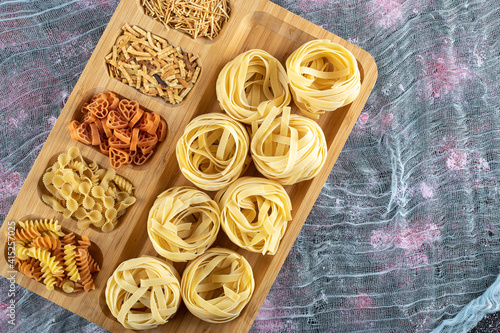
left=286, top=39, right=361, bottom=118
left=105, top=256, right=181, bottom=330
left=176, top=113, right=251, bottom=191
left=250, top=106, right=327, bottom=185
left=215, top=177, right=292, bottom=255
left=181, top=248, right=254, bottom=323
left=216, top=49, right=291, bottom=124
left=41, top=147, right=136, bottom=232
left=148, top=187, right=220, bottom=262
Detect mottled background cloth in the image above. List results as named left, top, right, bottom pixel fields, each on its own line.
left=0, top=0, right=499, bottom=332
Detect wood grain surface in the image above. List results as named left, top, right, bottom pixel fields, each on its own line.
left=0, top=0, right=377, bottom=332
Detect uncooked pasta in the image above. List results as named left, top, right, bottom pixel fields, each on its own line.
left=147, top=186, right=220, bottom=262
left=215, top=177, right=292, bottom=255
left=217, top=49, right=291, bottom=124
left=286, top=39, right=361, bottom=118
left=181, top=248, right=254, bottom=323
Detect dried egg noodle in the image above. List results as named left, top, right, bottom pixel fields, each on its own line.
left=147, top=187, right=220, bottom=262
left=286, top=39, right=361, bottom=118
left=251, top=106, right=327, bottom=185
left=181, top=248, right=254, bottom=323
left=215, top=177, right=292, bottom=255
left=216, top=49, right=291, bottom=124
left=176, top=113, right=250, bottom=191
left=105, top=256, right=181, bottom=330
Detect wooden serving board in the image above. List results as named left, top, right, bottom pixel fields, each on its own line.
left=0, top=0, right=377, bottom=332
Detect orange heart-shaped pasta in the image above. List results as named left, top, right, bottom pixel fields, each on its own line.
left=106, top=92, right=119, bottom=110
left=109, top=136, right=130, bottom=149
left=88, top=98, right=109, bottom=119
left=156, top=118, right=168, bottom=142
left=133, top=149, right=154, bottom=166
left=118, top=99, right=139, bottom=122
left=114, top=128, right=132, bottom=144
left=106, top=110, right=128, bottom=129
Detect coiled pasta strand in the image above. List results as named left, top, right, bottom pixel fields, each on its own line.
left=113, top=174, right=134, bottom=195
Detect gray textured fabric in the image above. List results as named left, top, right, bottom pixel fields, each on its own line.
left=1, top=0, right=500, bottom=332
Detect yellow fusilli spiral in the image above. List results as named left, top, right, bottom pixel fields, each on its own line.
left=64, top=244, right=81, bottom=282
left=28, top=248, right=64, bottom=276
left=15, top=241, right=30, bottom=260
left=18, top=219, right=64, bottom=237
left=113, top=174, right=134, bottom=195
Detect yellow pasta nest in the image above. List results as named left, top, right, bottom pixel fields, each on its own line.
left=215, top=177, right=292, bottom=255
left=216, top=49, right=291, bottom=124
left=147, top=187, right=220, bottom=262
left=181, top=248, right=254, bottom=323
left=176, top=113, right=251, bottom=191
left=250, top=106, right=327, bottom=185
left=286, top=39, right=361, bottom=118
left=105, top=256, right=181, bottom=330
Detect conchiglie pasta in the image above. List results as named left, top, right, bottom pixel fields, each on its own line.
left=216, top=49, right=291, bottom=124
left=148, top=187, right=220, bottom=262
left=41, top=147, right=136, bottom=232
left=181, top=248, right=255, bottom=323
left=286, top=39, right=361, bottom=118
left=105, top=256, right=181, bottom=330
left=215, top=177, right=292, bottom=255
left=176, top=113, right=251, bottom=191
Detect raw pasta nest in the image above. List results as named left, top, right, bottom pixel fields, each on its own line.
left=216, top=49, right=291, bottom=124
left=176, top=113, right=251, bottom=191
left=250, top=106, right=327, bottom=185
left=215, top=177, right=292, bottom=255
left=147, top=187, right=220, bottom=262
left=181, top=248, right=254, bottom=323
left=105, top=256, right=181, bottom=330
left=286, top=39, right=361, bottom=118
